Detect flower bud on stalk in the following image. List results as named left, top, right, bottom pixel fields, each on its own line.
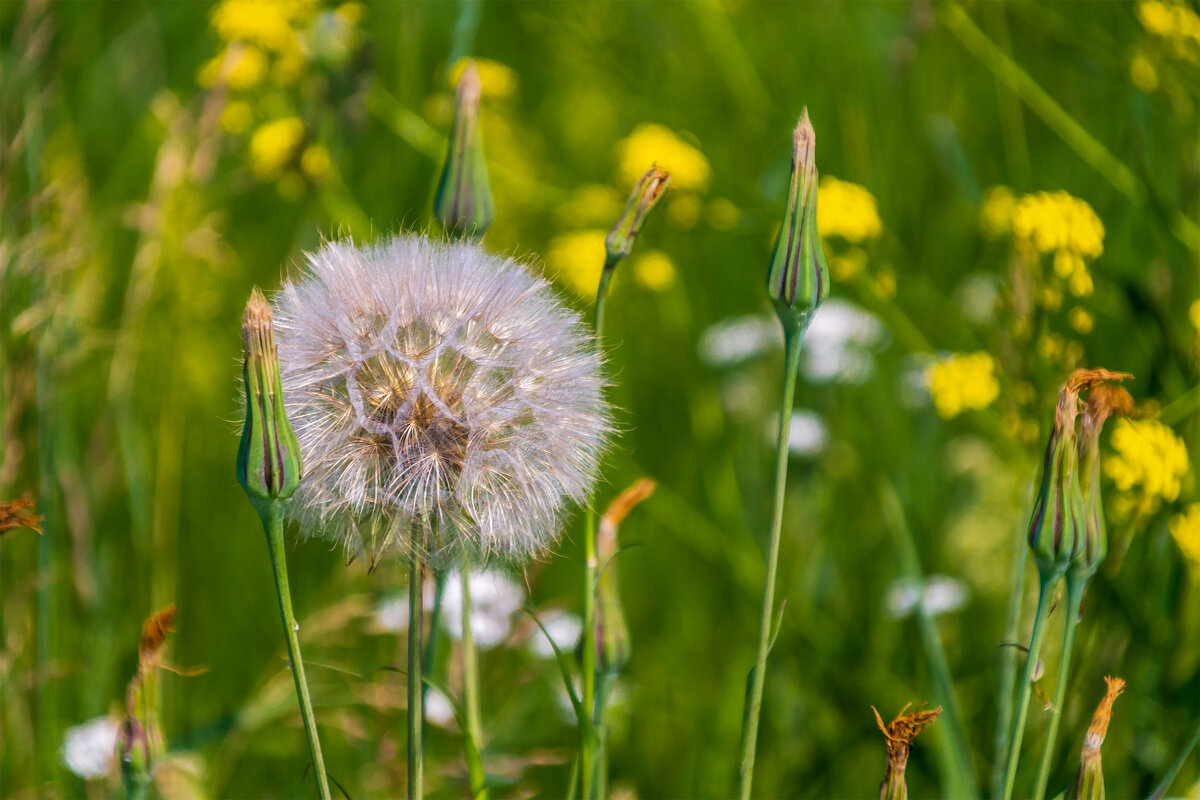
left=872, top=703, right=942, bottom=800
left=1073, top=381, right=1133, bottom=584
left=1068, top=677, right=1125, bottom=800
left=605, top=166, right=670, bottom=269
left=766, top=108, right=829, bottom=336
left=434, top=61, right=494, bottom=241
left=1027, top=378, right=1088, bottom=581
left=237, top=288, right=303, bottom=515
left=593, top=479, right=655, bottom=675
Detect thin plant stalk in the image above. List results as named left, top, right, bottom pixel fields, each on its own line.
left=263, top=510, right=331, bottom=800
left=581, top=261, right=616, bottom=800
left=460, top=566, right=488, bottom=799
left=1001, top=573, right=1058, bottom=800
left=422, top=570, right=447, bottom=713
left=1148, top=718, right=1200, bottom=800
left=992, top=519, right=1031, bottom=798
left=1033, top=578, right=1085, bottom=800
left=738, top=327, right=803, bottom=800
left=408, top=558, right=424, bottom=800
left=594, top=675, right=615, bottom=800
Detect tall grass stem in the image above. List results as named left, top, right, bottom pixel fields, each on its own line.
left=737, top=328, right=802, bottom=800
left=1148, top=718, right=1200, bottom=800
left=992, top=515, right=1031, bottom=797
left=263, top=510, right=331, bottom=800
left=1001, top=573, right=1058, bottom=800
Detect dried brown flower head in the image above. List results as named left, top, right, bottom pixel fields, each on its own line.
left=0, top=498, right=43, bottom=536
left=872, top=703, right=942, bottom=800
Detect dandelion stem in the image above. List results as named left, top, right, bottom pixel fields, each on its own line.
left=1033, top=577, right=1085, bottom=800
left=408, top=558, right=424, bottom=800
left=582, top=261, right=616, bottom=800
left=738, top=326, right=803, bottom=800
left=460, top=566, right=489, bottom=799
left=1001, top=572, right=1058, bottom=800
left=262, top=509, right=331, bottom=800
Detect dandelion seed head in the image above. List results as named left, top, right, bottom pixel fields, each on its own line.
left=274, top=234, right=609, bottom=566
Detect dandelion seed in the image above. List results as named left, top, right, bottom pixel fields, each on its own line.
left=274, top=234, right=610, bottom=567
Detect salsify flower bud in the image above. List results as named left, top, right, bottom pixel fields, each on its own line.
left=872, top=703, right=942, bottom=800
left=766, top=108, right=830, bottom=335
left=1068, top=676, right=1125, bottom=800
left=237, top=288, right=303, bottom=512
left=593, top=478, right=655, bottom=675
left=605, top=165, right=670, bottom=267
left=1073, top=379, right=1133, bottom=583
left=1027, top=373, right=1089, bottom=580
left=434, top=60, right=494, bottom=241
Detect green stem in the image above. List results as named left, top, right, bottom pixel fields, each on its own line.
left=1034, top=578, right=1085, bottom=800
left=993, top=517, right=1032, bottom=798
left=582, top=262, right=616, bottom=800
left=421, top=570, right=446, bottom=727
left=262, top=510, right=331, bottom=800
left=738, top=327, right=803, bottom=800
left=408, top=558, right=424, bottom=800
left=594, top=675, right=614, bottom=800
left=1001, top=572, right=1059, bottom=800
left=1148, top=718, right=1200, bottom=800
left=460, top=566, right=488, bottom=799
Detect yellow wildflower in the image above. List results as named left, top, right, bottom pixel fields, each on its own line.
left=925, top=352, right=1001, bottom=418
left=632, top=251, right=676, bottom=291
left=1137, top=0, right=1200, bottom=43
left=547, top=229, right=606, bottom=298
left=449, top=57, right=518, bottom=99
left=197, top=45, right=268, bottom=90
left=706, top=198, right=741, bottom=230
left=1104, top=418, right=1189, bottom=516
left=616, top=124, right=710, bottom=191
left=1010, top=191, right=1105, bottom=258
left=210, top=0, right=313, bottom=52
left=829, top=246, right=868, bottom=282
left=1038, top=285, right=1063, bottom=311
left=220, top=100, right=254, bottom=135
left=873, top=265, right=897, bottom=299
left=1189, top=298, right=1200, bottom=332
left=1069, top=307, right=1094, bottom=334
left=557, top=184, right=622, bottom=227
left=817, top=176, right=883, bottom=243
left=300, top=143, right=331, bottom=181
left=335, top=2, right=366, bottom=25
left=1038, top=333, right=1065, bottom=362
left=249, top=117, right=305, bottom=178
left=1130, top=52, right=1159, bottom=91
left=980, top=185, right=1016, bottom=237
left=1169, top=504, right=1200, bottom=574
left=667, top=194, right=702, bottom=230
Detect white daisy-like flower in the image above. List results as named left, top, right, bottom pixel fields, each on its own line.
left=274, top=234, right=609, bottom=566
left=61, top=716, right=119, bottom=780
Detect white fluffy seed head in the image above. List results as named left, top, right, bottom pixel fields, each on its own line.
left=273, top=234, right=610, bottom=567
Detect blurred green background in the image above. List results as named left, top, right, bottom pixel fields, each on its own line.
left=2, top=1, right=1198, bottom=798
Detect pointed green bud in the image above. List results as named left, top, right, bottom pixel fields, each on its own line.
left=434, top=60, right=494, bottom=241
left=237, top=288, right=303, bottom=512
left=1072, top=377, right=1132, bottom=586
left=766, top=108, right=829, bottom=334
left=593, top=479, right=654, bottom=675
left=1027, top=374, right=1088, bottom=581
left=605, top=165, right=670, bottom=268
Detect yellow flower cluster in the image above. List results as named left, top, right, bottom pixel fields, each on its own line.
left=1170, top=504, right=1200, bottom=575
left=1104, top=418, right=1189, bottom=517
left=547, top=230, right=606, bottom=298
left=925, top=352, right=1001, bottom=419
left=449, top=57, right=518, bottom=99
left=817, top=177, right=883, bottom=243
left=1137, top=0, right=1200, bottom=62
left=615, top=124, right=710, bottom=192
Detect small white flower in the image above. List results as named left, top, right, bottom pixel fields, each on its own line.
left=953, top=273, right=1001, bottom=324
left=527, top=611, right=582, bottom=660
left=886, top=577, right=922, bottom=619
left=424, top=686, right=458, bottom=729
left=886, top=575, right=970, bottom=619
left=801, top=298, right=885, bottom=384
left=274, top=234, right=610, bottom=566
left=441, top=568, right=525, bottom=649
left=698, top=314, right=781, bottom=368
left=61, top=716, right=119, bottom=780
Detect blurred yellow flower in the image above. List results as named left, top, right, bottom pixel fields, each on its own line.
left=449, top=57, right=518, bottom=99
left=1069, top=307, right=1094, bottom=334
left=220, top=100, right=254, bottom=134
left=211, top=0, right=314, bottom=52
left=706, top=198, right=741, bottom=230
left=547, top=229, right=606, bottom=298
left=1011, top=191, right=1105, bottom=258
left=335, top=1, right=365, bottom=25
left=667, top=194, right=702, bottom=230
left=925, top=352, right=1000, bottom=418
left=1104, top=418, right=1188, bottom=516
left=1130, top=52, right=1160, bottom=91
left=300, top=143, right=332, bottom=181
left=557, top=184, right=622, bottom=227
left=198, top=45, right=268, bottom=90
left=873, top=265, right=897, bottom=299
left=616, top=124, right=710, bottom=192
left=1169, top=504, right=1200, bottom=574
left=1189, top=298, right=1200, bottom=331
left=1137, top=0, right=1200, bottom=46
left=980, top=185, right=1016, bottom=237
left=829, top=246, right=868, bottom=281
left=817, top=177, right=882, bottom=243
left=632, top=251, right=676, bottom=291
left=249, top=117, right=305, bottom=178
